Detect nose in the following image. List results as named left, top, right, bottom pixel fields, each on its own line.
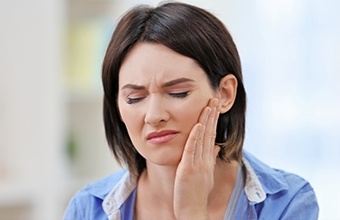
left=144, top=96, right=169, bottom=126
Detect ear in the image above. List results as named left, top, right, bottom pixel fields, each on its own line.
left=217, top=74, right=238, bottom=114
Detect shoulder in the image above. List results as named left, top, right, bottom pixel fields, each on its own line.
left=244, top=151, right=312, bottom=193
left=83, top=169, right=128, bottom=199
left=243, top=151, right=319, bottom=219
left=244, top=151, right=316, bottom=194
left=63, top=169, right=128, bottom=220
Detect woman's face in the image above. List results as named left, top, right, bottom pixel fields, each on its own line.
left=118, top=43, right=217, bottom=166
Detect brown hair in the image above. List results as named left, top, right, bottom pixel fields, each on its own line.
left=102, top=2, right=246, bottom=175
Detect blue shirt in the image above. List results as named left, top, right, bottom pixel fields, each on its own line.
left=63, top=151, right=319, bottom=219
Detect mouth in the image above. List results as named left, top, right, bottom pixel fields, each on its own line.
left=146, top=130, right=179, bottom=144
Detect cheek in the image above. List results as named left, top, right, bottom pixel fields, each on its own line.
left=172, top=96, right=210, bottom=129
left=118, top=99, right=141, bottom=133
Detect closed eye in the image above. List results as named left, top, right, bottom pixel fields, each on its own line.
left=169, top=91, right=189, bottom=98
left=126, top=97, right=145, bottom=104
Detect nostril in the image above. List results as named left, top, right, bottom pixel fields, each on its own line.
left=144, top=111, right=169, bottom=126
left=144, top=98, right=170, bottom=126
left=145, top=113, right=163, bottom=126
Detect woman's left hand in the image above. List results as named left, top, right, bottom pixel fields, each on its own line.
left=173, top=98, right=221, bottom=220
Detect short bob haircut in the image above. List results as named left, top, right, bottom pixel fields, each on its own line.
left=102, top=2, right=246, bottom=175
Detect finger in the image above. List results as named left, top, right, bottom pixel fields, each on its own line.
left=181, top=123, right=202, bottom=166
left=203, top=99, right=219, bottom=157
left=212, top=100, right=220, bottom=135
left=197, top=106, right=211, bottom=159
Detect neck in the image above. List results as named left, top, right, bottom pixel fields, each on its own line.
left=208, top=159, right=239, bottom=210
left=139, top=162, right=177, bottom=210
left=137, top=159, right=240, bottom=213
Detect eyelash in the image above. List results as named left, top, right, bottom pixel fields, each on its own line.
left=126, top=91, right=189, bottom=104
left=169, top=91, right=189, bottom=98
left=126, top=97, right=144, bottom=104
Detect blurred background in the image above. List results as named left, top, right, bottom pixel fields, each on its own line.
left=0, top=0, right=339, bottom=219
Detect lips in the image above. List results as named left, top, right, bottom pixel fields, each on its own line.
left=146, top=130, right=179, bottom=144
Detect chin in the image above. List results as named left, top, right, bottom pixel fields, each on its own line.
left=135, top=139, right=186, bottom=167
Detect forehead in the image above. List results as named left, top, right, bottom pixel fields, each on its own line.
left=118, top=43, right=207, bottom=87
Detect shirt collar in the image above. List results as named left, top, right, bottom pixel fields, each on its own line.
left=86, top=169, right=128, bottom=199
left=102, top=171, right=137, bottom=219
left=242, top=158, right=267, bottom=203
left=243, top=151, right=289, bottom=203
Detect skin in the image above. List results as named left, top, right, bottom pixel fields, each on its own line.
left=118, top=43, right=239, bottom=219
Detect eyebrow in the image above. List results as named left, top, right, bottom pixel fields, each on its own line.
left=120, top=78, right=195, bottom=90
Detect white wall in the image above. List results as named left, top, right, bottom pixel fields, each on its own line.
left=0, top=0, right=67, bottom=219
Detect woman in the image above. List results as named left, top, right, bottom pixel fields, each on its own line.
left=64, top=2, right=319, bottom=219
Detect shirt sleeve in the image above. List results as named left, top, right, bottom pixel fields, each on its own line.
left=280, top=182, right=319, bottom=220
